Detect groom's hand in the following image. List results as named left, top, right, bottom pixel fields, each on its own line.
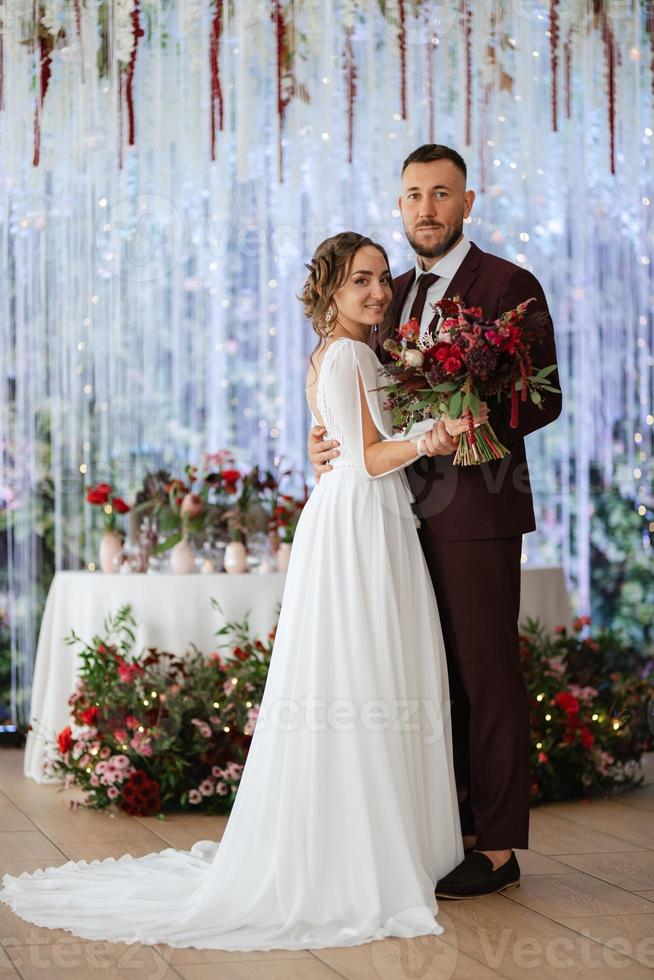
left=421, top=421, right=459, bottom=457
left=308, top=425, right=340, bottom=480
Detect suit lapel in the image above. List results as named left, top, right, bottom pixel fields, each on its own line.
left=424, top=241, right=483, bottom=334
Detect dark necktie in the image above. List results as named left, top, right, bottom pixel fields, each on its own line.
left=408, top=272, right=439, bottom=325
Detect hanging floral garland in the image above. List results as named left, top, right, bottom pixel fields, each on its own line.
left=33, top=6, right=57, bottom=167
left=7, top=0, right=653, bottom=173
left=550, top=0, right=559, bottom=132
left=600, top=6, right=617, bottom=176
left=124, top=0, right=144, bottom=149
left=209, top=0, right=224, bottom=162
left=344, top=27, right=357, bottom=164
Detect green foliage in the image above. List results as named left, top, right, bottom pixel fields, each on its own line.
left=43, top=604, right=276, bottom=815
left=589, top=459, right=654, bottom=656
left=522, top=617, right=653, bottom=804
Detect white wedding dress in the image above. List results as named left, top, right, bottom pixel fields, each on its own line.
left=1, top=337, right=462, bottom=950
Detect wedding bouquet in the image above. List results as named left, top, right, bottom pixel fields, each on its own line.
left=382, top=296, right=559, bottom=466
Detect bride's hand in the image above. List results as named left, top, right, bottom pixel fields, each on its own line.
left=443, top=403, right=489, bottom=438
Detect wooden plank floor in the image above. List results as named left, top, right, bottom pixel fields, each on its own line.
left=0, top=748, right=652, bottom=979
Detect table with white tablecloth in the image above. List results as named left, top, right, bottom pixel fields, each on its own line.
left=24, top=571, right=287, bottom=782
left=24, top=566, right=571, bottom=783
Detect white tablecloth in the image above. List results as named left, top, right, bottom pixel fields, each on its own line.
left=24, top=566, right=571, bottom=782
left=24, top=571, right=287, bottom=782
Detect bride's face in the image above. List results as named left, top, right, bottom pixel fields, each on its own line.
left=331, top=246, right=393, bottom=329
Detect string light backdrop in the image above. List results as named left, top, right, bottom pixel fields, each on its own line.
left=0, top=0, right=652, bottom=723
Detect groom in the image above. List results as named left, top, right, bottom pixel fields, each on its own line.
left=308, top=144, right=562, bottom=898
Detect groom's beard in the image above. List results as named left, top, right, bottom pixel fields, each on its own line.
left=405, top=219, right=464, bottom=260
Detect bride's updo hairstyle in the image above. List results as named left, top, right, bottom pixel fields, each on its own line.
left=299, top=232, right=393, bottom=348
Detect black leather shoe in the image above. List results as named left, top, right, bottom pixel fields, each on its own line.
left=435, top=850, right=520, bottom=899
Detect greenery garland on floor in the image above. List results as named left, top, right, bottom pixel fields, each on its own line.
left=40, top=605, right=653, bottom=816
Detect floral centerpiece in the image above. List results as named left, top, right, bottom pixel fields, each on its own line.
left=522, top=616, right=653, bottom=802
left=42, top=602, right=276, bottom=815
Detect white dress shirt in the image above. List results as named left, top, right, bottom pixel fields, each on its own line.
left=400, top=234, right=471, bottom=340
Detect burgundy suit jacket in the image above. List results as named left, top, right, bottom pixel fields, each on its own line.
left=369, top=241, right=562, bottom=540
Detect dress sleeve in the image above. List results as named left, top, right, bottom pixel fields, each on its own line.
left=321, top=340, right=434, bottom=480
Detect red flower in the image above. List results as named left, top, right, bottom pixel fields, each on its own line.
left=537, top=751, right=549, bottom=764
left=112, top=497, right=130, bottom=514
left=115, top=655, right=144, bottom=683
left=435, top=298, right=460, bottom=318
left=57, top=726, right=73, bottom=754
left=221, top=469, right=241, bottom=485
left=555, top=691, right=580, bottom=716
left=580, top=725, right=594, bottom=750
left=79, top=706, right=98, bottom=726
left=119, top=771, right=161, bottom=817
left=443, top=354, right=464, bottom=375
left=233, top=646, right=250, bottom=662
left=94, top=483, right=113, bottom=495
left=86, top=489, right=110, bottom=505
left=554, top=624, right=566, bottom=635
left=398, top=317, right=420, bottom=341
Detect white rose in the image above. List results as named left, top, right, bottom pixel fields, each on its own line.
left=404, top=349, right=424, bottom=368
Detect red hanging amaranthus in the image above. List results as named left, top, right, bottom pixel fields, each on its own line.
left=73, top=0, right=84, bottom=83
left=549, top=0, right=559, bottom=131
left=33, top=24, right=54, bottom=167
left=600, top=9, right=616, bottom=176
left=272, top=0, right=294, bottom=178
left=0, top=0, right=5, bottom=112
left=564, top=28, right=574, bottom=120
left=461, top=0, right=472, bottom=146
left=209, top=0, right=224, bottom=162
left=398, top=0, right=407, bottom=120
left=344, top=27, right=357, bottom=165
left=647, top=5, right=654, bottom=103
left=125, top=0, right=144, bottom=147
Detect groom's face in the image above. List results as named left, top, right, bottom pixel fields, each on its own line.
left=399, top=160, right=475, bottom=262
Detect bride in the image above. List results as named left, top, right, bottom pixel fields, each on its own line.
left=1, top=232, right=486, bottom=951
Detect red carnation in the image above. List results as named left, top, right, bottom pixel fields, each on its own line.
left=94, top=483, right=113, bottom=495
left=555, top=691, right=580, bottom=716
left=221, top=469, right=241, bottom=485
left=119, top=770, right=161, bottom=816
left=233, top=646, right=250, bottom=662
left=580, top=725, right=594, bottom=750
left=443, top=353, right=464, bottom=375
left=112, top=497, right=130, bottom=514
left=57, top=726, right=73, bottom=754
left=79, top=706, right=98, bottom=726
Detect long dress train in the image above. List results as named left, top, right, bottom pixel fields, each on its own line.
left=0, top=337, right=463, bottom=950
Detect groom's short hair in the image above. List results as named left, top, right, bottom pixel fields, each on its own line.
left=401, top=144, right=467, bottom=180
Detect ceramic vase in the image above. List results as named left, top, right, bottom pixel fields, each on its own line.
left=99, top=531, right=123, bottom=574
left=276, top=541, right=292, bottom=572
left=224, top=540, right=247, bottom=574
left=170, top=537, right=196, bottom=574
